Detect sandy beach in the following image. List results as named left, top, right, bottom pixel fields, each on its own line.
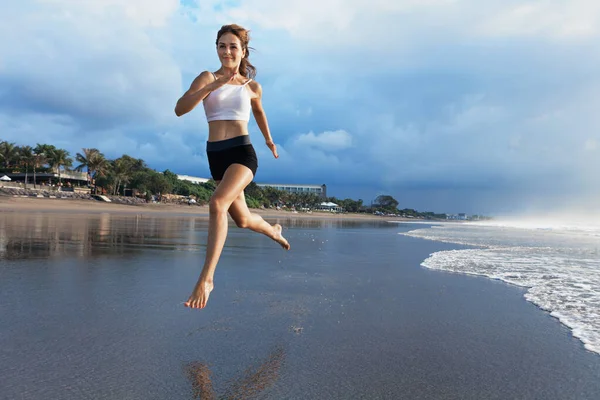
left=0, top=195, right=413, bottom=222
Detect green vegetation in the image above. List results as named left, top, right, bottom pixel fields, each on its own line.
left=0, top=139, right=477, bottom=219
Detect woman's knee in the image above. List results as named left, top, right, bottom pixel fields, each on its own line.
left=232, top=215, right=249, bottom=229
left=208, top=196, right=228, bottom=215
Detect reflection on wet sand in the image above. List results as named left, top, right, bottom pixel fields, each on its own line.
left=269, top=217, right=391, bottom=230
left=185, top=347, right=285, bottom=400
left=0, top=212, right=390, bottom=260
left=0, top=212, right=209, bottom=259
left=185, top=362, right=216, bottom=399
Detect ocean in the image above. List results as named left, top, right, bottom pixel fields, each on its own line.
left=402, top=219, right=600, bottom=355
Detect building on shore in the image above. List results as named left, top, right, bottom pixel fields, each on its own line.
left=316, top=201, right=343, bottom=212
left=2, top=171, right=89, bottom=188
left=447, top=213, right=468, bottom=220
left=255, top=183, right=327, bottom=198
left=177, top=174, right=210, bottom=185
left=176, top=175, right=327, bottom=198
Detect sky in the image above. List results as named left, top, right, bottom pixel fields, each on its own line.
left=1, top=0, right=599, bottom=215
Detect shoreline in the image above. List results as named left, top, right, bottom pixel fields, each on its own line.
left=0, top=196, right=424, bottom=222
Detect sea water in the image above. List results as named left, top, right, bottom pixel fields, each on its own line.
left=401, top=219, right=600, bottom=355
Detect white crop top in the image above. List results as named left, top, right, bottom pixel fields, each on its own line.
left=203, top=77, right=253, bottom=122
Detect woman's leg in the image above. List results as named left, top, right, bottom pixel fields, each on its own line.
left=185, top=164, right=254, bottom=309
left=228, top=190, right=290, bottom=250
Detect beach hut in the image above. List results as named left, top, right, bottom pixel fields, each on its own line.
left=317, top=201, right=343, bottom=213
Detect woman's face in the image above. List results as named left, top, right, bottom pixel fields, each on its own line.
left=217, top=33, right=245, bottom=69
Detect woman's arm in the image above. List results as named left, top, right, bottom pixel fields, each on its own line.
left=174, top=71, right=213, bottom=117
left=175, top=70, right=236, bottom=117
left=250, top=81, right=279, bottom=158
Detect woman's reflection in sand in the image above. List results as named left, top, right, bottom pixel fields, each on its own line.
left=185, top=362, right=216, bottom=399
left=185, top=346, right=285, bottom=399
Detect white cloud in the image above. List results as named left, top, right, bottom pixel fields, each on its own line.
left=38, top=0, right=179, bottom=27
left=585, top=139, right=597, bottom=151
left=292, top=130, right=353, bottom=151
left=476, top=1, right=600, bottom=39
left=355, top=85, right=600, bottom=194
left=208, top=0, right=600, bottom=50
left=0, top=0, right=185, bottom=131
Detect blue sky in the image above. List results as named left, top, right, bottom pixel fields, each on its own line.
left=1, top=0, right=599, bottom=215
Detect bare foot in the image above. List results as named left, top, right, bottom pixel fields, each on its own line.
left=272, top=224, right=290, bottom=250
left=185, top=280, right=214, bottom=309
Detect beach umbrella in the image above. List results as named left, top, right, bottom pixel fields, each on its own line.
left=0, top=175, right=11, bottom=181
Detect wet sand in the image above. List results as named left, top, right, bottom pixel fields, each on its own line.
left=1, top=211, right=598, bottom=399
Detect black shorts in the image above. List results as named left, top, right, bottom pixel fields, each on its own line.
left=206, top=135, right=258, bottom=181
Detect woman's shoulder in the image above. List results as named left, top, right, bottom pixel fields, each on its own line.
left=183, top=71, right=214, bottom=93
left=196, top=70, right=216, bottom=81
left=189, top=71, right=215, bottom=86
left=247, top=79, right=262, bottom=94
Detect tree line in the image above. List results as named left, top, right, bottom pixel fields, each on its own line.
left=0, top=139, right=452, bottom=219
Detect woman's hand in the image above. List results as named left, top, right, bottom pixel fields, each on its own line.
left=266, top=140, right=279, bottom=158
left=208, top=70, right=237, bottom=90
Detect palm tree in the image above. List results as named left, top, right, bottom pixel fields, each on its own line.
left=90, top=155, right=109, bottom=194
left=48, top=149, right=72, bottom=184
left=34, top=144, right=56, bottom=161
left=75, top=148, right=99, bottom=187
left=263, top=186, right=285, bottom=208
left=19, top=146, right=33, bottom=188
left=31, top=151, right=47, bottom=189
left=0, top=141, right=19, bottom=169
left=111, top=158, right=133, bottom=195
left=75, top=148, right=108, bottom=194
left=117, top=155, right=147, bottom=172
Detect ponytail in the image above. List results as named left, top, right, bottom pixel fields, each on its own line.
left=240, top=45, right=256, bottom=79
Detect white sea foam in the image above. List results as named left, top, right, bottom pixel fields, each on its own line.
left=401, top=221, right=600, bottom=355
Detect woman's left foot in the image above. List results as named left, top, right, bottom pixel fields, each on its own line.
left=273, top=224, right=290, bottom=250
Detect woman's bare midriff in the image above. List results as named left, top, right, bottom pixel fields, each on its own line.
left=208, top=120, right=249, bottom=142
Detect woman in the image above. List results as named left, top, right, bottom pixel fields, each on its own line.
left=175, top=24, right=290, bottom=310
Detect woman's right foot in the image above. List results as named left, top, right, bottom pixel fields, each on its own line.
left=185, top=279, right=214, bottom=309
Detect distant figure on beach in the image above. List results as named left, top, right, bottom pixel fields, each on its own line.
left=175, top=24, right=290, bottom=309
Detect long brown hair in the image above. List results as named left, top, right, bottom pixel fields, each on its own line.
left=216, top=24, right=256, bottom=79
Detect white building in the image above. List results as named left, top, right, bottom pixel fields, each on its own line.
left=175, top=175, right=327, bottom=198
left=446, top=213, right=468, bottom=220
left=177, top=174, right=210, bottom=185
left=256, top=183, right=327, bottom=198
left=316, top=201, right=343, bottom=212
